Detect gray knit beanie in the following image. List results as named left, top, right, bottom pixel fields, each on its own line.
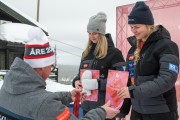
left=87, top=12, right=107, bottom=35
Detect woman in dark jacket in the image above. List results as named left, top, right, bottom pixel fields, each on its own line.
left=72, top=12, right=125, bottom=120
left=117, top=1, right=179, bottom=120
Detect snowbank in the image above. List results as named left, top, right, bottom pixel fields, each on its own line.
left=46, top=79, right=73, bottom=92
left=0, top=81, right=3, bottom=88
left=0, top=23, right=48, bottom=43
left=0, top=79, right=73, bottom=92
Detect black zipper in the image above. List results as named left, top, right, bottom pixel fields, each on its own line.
left=90, top=57, right=96, bottom=69
left=139, top=53, right=146, bottom=74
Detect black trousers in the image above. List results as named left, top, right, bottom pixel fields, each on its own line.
left=83, top=110, right=116, bottom=120
left=130, top=109, right=179, bottom=120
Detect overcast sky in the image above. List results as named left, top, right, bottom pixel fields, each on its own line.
left=3, top=0, right=143, bottom=65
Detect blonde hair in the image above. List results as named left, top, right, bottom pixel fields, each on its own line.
left=82, top=34, right=108, bottom=60
left=134, top=25, right=158, bottom=64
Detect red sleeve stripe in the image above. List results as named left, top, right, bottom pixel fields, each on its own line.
left=56, top=107, right=71, bottom=120
left=25, top=42, right=49, bottom=48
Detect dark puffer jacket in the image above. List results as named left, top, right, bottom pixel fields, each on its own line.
left=72, top=33, right=125, bottom=112
left=120, top=25, right=179, bottom=116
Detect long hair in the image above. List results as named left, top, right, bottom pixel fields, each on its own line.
left=82, top=34, right=108, bottom=60
left=134, top=25, right=158, bottom=64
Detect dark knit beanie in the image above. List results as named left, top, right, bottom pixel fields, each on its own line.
left=128, top=1, right=154, bottom=25
left=87, top=12, right=107, bottom=35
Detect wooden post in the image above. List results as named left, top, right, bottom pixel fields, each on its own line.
left=37, top=0, right=40, bottom=22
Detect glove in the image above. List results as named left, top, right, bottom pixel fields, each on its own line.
left=81, top=70, right=98, bottom=95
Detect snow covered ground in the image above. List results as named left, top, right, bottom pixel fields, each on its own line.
left=46, top=79, right=73, bottom=92
left=0, top=79, right=74, bottom=92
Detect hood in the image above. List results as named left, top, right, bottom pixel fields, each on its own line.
left=105, top=33, right=115, bottom=47
left=2, top=57, right=46, bottom=95
left=127, top=36, right=136, bottom=48
left=127, top=25, right=171, bottom=47
left=154, top=25, right=171, bottom=40
left=146, top=25, right=171, bottom=44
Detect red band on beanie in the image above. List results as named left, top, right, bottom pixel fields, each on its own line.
left=25, top=42, right=49, bottom=48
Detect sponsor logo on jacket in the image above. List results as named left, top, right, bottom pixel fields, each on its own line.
left=83, top=64, right=88, bottom=68
left=169, top=63, right=178, bottom=74
left=0, top=114, right=8, bottom=120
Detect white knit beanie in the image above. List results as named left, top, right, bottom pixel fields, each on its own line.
left=87, top=12, right=107, bottom=35
left=23, top=27, right=55, bottom=68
